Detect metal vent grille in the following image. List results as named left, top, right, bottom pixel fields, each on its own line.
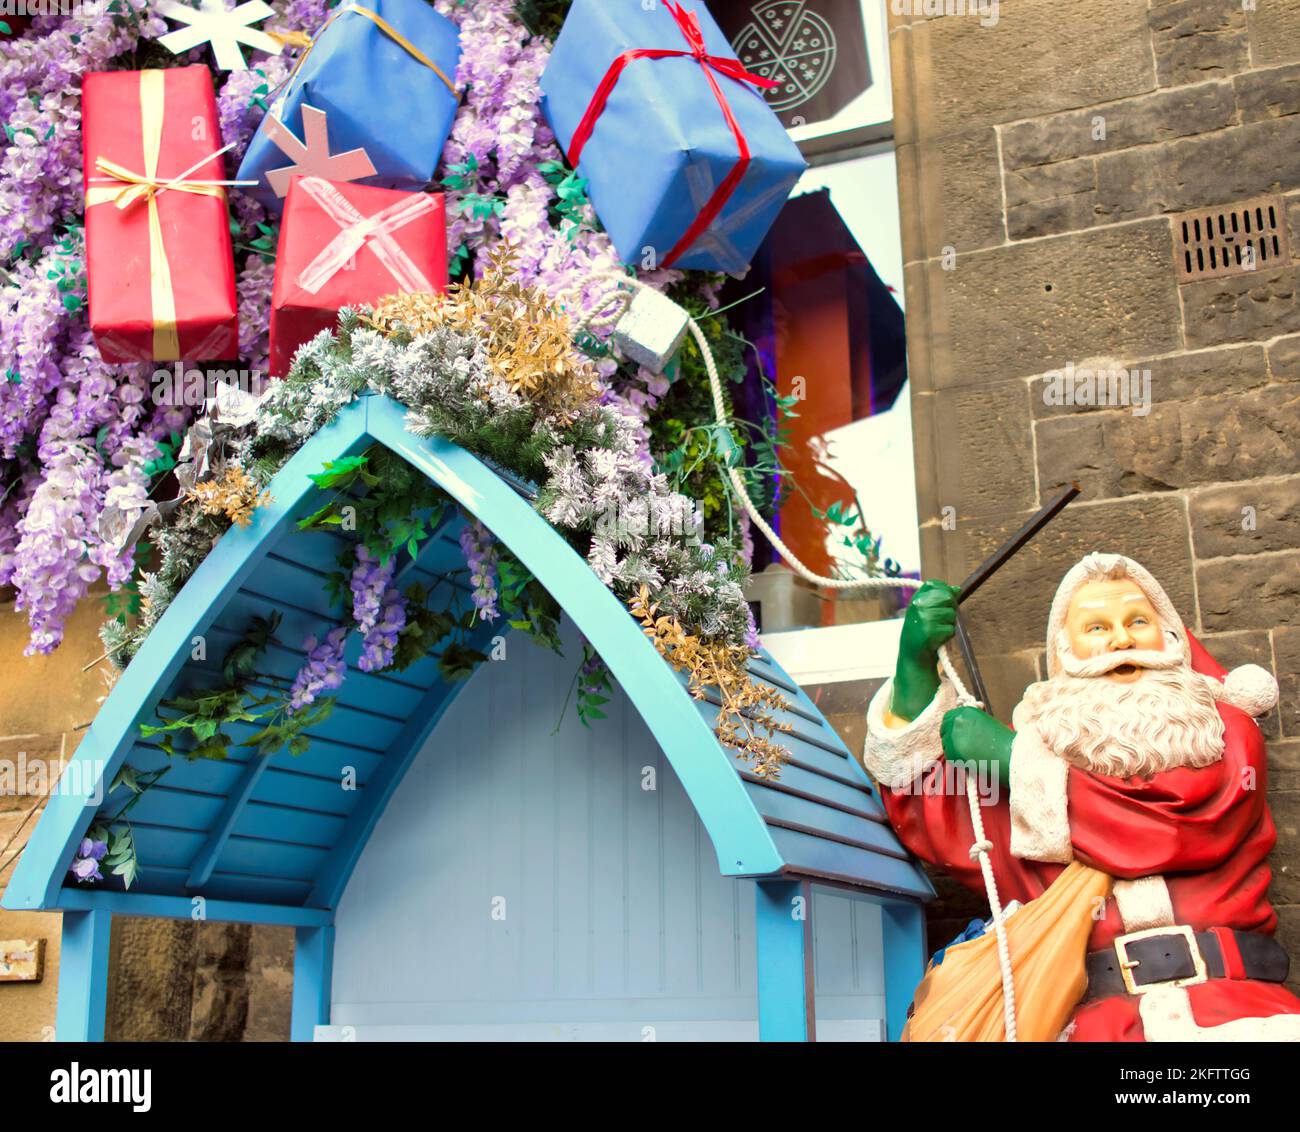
left=1174, top=196, right=1289, bottom=282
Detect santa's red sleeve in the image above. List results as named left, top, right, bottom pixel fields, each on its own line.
left=863, top=677, right=1064, bottom=908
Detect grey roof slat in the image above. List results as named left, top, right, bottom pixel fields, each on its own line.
left=737, top=767, right=884, bottom=823
left=743, top=780, right=912, bottom=860
left=769, top=825, right=934, bottom=899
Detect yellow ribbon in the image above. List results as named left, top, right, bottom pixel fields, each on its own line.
left=86, top=71, right=227, bottom=361
left=277, top=4, right=457, bottom=101
left=267, top=28, right=313, bottom=49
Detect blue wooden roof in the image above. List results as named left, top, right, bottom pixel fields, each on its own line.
left=4, top=394, right=931, bottom=925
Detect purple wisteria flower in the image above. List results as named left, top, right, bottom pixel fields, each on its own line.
left=458, top=520, right=500, bottom=622
left=350, top=545, right=407, bottom=672
left=580, top=652, right=608, bottom=696
left=287, top=626, right=350, bottom=713
left=68, top=836, right=107, bottom=884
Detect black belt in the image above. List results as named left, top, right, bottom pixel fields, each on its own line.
left=1086, top=927, right=1290, bottom=1001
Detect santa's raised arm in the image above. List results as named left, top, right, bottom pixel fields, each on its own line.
left=864, top=552, right=1300, bottom=1041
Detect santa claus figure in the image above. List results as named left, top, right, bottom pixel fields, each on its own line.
left=865, top=552, right=1300, bottom=1041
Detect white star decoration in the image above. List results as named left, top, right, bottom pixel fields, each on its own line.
left=263, top=105, right=377, bottom=197
left=155, top=0, right=282, bottom=72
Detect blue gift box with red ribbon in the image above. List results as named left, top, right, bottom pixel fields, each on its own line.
left=541, top=0, right=806, bottom=273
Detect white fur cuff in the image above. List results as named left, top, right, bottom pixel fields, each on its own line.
left=863, top=677, right=956, bottom=790
left=1009, top=726, right=1073, bottom=864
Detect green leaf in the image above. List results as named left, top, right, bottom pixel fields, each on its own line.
left=308, top=454, right=370, bottom=488
left=109, top=765, right=141, bottom=796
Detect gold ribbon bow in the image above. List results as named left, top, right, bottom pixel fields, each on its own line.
left=85, top=70, right=228, bottom=360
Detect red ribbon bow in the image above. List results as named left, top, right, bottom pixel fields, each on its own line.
left=566, top=1, right=778, bottom=270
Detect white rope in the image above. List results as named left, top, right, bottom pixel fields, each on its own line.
left=585, top=270, right=1019, bottom=1039
left=938, top=646, right=1018, bottom=1042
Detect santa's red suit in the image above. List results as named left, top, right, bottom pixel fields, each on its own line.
left=864, top=563, right=1300, bottom=1041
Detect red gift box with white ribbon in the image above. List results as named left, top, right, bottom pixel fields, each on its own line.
left=269, top=176, right=448, bottom=377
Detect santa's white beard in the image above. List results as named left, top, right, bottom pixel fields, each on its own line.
left=1012, top=661, right=1225, bottom=779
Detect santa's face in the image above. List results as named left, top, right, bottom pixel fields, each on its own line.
left=1015, top=579, right=1225, bottom=777
left=1064, top=579, right=1164, bottom=683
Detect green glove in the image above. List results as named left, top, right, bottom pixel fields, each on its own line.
left=890, top=579, right=960, bottom=721
left=940, top=706, right=1015, bottom=786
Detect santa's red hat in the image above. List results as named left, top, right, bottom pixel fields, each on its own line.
left=1045, top=552, right=1278, bottom=718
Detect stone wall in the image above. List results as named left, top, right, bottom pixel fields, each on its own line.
left=0, top=595, right=292, bottom=1041
left=889, top=0, right=1299, bottom=984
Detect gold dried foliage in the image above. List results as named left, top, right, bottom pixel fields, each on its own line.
left=367, top=243, right=603, bottom=421
left=187, top=465, right=271, bottom=529
left=630, top=585, right=791, bottom=779
left=366, top=291, right=445, bottom=338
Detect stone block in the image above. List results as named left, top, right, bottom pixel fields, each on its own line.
left=1191, top=476, right=1300, bottom=558
left=1198, top=552, right=1300, bottom=633
left=1037, top=383, right=1300, bottom=500
left=895, top=128, right=1006, bottom=260
left=1248, top=2, right=1300, bottom=67
left=1234, top=61, right=1300, bottom=124
left=921, top=222, right=1182, bottom=389
left=1270, top=738, right=1300, bottom=793
left=928, top=378, right=1037, bottom=520
left=1004, top=157, right=1099, bottom=240
left=1095, top=116, right=1300, bottom=226
left=1149, top=0, right=1249, bottom=87
left=1000, top=82, right=1236, bottom=169
left=905, top=0, right=1154, bottom=143
left=1028, top=345, right=1268, bottom=420
left=1182, top=263, right=1300, bottom=348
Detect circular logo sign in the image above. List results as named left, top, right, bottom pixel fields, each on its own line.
left=730, top=0, right=838, bottom=113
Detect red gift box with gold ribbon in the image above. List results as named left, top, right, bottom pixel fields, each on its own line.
left=82, top=66, right=239, bottom=364
left=269, top=176, right=447, bottom=377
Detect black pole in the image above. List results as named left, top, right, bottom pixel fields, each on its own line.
left=956, top=482, right=1081, bottom=607
left=948, top=481, right=1083, bottom=714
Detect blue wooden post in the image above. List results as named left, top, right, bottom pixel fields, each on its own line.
left=291, top=924, right=335, bottom=1042
left=881, top=900, right=926, bottom=1042
left=57, top=908, right=112, bottom=1041
left=755, top=879, right=815, bottom=1041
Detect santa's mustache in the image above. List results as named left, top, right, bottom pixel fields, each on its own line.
left=1057, top=642, right=1185, bottom=679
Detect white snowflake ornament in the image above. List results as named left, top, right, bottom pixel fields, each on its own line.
left=155, top=0, right=282, bottom=72
left=263, top=105, right=377, bottom=197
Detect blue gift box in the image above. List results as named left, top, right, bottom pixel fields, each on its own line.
left=237, top=0, right=460, bottom=216
left=541, top=0, right=806, bottom=273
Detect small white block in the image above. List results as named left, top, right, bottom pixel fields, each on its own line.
left=611, top=288, right=690, bottom=374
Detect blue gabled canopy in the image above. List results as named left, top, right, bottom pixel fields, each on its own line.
left=4, top=393, right=931, bottom=926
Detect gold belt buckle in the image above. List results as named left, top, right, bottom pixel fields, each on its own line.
left=1114, top=925, right=1208, bottom=995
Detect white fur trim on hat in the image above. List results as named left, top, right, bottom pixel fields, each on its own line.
left=1045, top=553, right=1188, bottom=678
left=1203, top=663, right=1279, bottom=718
